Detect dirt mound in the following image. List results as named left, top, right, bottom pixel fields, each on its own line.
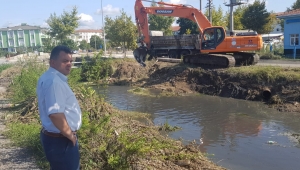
left=110, top=61, right=300, bottom=113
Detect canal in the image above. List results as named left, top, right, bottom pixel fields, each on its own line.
left=97, top=86, right=300, bottom=170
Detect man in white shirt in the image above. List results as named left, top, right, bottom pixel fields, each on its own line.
left=36, top=45, right=82, bottom=170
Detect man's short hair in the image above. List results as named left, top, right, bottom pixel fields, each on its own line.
left=50, top=45, right=72, bottom=60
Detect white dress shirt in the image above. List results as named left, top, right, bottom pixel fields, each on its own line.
left=36, top=67, right=82, bottom=133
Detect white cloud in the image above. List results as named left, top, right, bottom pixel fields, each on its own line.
left=40, top=22, right=49, bottom=28
left=96, top=4, right=120, bottom=15
left=78, top=13, right=95, bottom=26
left=2, top=22, right=17, bottom=28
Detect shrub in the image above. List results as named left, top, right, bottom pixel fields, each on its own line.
left=80, top=51, right=113, bottom=82
left=9, top=61, right=47, bottom=103
left=0, top=64, right=12, bottom=74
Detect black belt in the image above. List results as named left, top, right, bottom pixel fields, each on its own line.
left=41, top=128, right=77, bottom=138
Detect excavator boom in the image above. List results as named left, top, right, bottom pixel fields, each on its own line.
left=135, top=0, right=211, bottom=48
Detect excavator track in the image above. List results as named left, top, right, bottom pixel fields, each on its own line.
left=233, top=52, right=260, bottom=66
left=183, top=53, right=236, bottom=68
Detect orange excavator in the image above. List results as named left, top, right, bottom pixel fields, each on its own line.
left=133, top=0, right=263, bottom=68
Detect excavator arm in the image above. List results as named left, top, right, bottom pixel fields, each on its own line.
left=135, top=0, right=211, bottom=48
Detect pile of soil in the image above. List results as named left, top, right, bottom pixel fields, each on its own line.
left=110, top=61, right=300, bottom=113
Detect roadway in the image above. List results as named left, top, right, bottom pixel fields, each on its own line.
left=1, top=52, right=300, bottom=68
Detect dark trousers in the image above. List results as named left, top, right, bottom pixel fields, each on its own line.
left=40, top=132, right=80, bottom=170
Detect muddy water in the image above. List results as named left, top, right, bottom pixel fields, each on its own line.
left=96, top=86, right=300, bottom=170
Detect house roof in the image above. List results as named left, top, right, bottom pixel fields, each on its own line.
left=0, top=24, right=41, bottom=31
left=75, top=29, right=103, bottom=33
left=276, top=9, right=300, bottom=18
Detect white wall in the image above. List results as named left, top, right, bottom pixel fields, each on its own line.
left=69, top=31, right=103, bottom=43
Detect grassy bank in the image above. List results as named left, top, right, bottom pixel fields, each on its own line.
left=2, top=54, right=223, bottom=170
left=226, top=66, right=300, bottom=83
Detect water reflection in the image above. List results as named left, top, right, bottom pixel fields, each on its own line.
left=96, top=86, right=300, bottom=170
left=199, top=113, right=263, bottom=153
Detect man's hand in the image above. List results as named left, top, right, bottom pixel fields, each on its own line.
left=49, top=113, right=77, bottom=146
left=65, top=131, right=77, bottom=146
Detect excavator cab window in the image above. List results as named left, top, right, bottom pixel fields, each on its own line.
left=202, top=28, right=224, bottom=50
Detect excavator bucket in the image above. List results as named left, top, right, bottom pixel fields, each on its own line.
left=133, top=46, right=147, bottom=67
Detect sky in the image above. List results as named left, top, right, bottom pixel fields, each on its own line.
left=0, top=0, right=296, bottom=29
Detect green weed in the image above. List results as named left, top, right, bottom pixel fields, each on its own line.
left=80, top=52, right=113, bottom=82
left=9, top=62, right=47, bottom=103
left=227, top=66, right=300, bottom=83
left=0, top=64, right=12, bottom=74
left=3, top=122, right=49, bottom=169
left=159, top=120, right=182, bottom=132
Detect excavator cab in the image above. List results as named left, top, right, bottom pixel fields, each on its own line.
left=201, top=27, right=225, bottom=50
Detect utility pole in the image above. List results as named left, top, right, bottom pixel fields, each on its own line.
left=224, top=0, right=247, bottom=34
left=200, top=0, right=202, bottom=11
left=101, top=0, right=106, bottom=54
left=94, top=35, right=96, bottom=50
left=207, top=0, right=213, bottom=22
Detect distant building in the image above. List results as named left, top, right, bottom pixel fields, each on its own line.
left=269, top=23, right=283, bottom=34
left=276, top=9, right=300, bottom=56
left=0, top=23, right=43, bottom=53
left=171, top=26, right=180, bottom=35
left=70, top=29, right=103, bottom=43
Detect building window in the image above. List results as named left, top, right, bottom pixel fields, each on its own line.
left=19, top=39, right=25, bottom=46
left=9, top=39, right=14, bottom=47
left=30, top=30, right=35, bottom=46
left=18, top=31, right=24, bottom=38
left=8, top=31, right=14, bottom=39
left=290, top=34, right=299, bottom=46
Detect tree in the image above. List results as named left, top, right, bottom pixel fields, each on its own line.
left=47, top=7, right=80, bottom=42
left=241, top=1, right=274, bottom=34
left=89, top=35, right=103, bottom=50
left=281, top=0, right=300, bottom=31
left=59, top=39, right=78, bottom=50
left=105, top=10, right=137, bottom=51
left=287, top=0, right=300, bottom=11
left=177, top=6, right=226, bottom=35
left=41, top=37, right=56, bottom=53
left=148, top=0, right=175, bottom=35
left=225, top=5, right=247, bottom=30
left=264, top=13, right=277, bottom=33
left=204, top=6, right=227, bottom=28
left=279, top=19, right=284, bottom=31
left=79, top=40, right=90, bottom=50
left=176, top=18, right=199, bottom=35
